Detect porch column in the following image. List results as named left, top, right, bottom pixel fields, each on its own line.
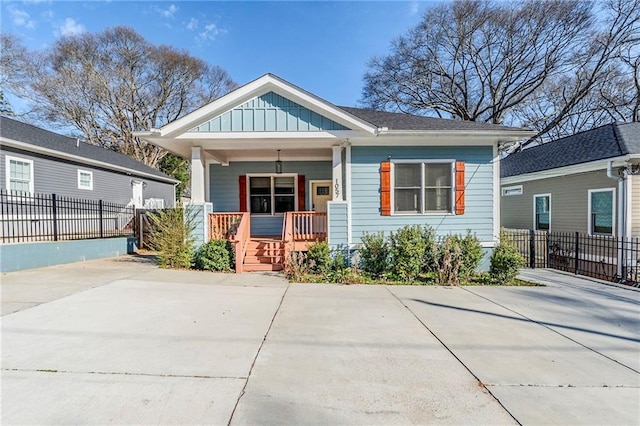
left=191, top=146, right=205, bottom=203
left=332, top=145, right=343, bottom=201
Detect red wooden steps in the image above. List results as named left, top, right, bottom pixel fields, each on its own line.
left=242, top=238, right=285, bottom=272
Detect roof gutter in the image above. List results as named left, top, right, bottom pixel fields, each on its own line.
left=1, top=137, right=179, bottom=184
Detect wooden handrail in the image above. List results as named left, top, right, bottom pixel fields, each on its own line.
left=209, top=213, right=243, bottom=240
left=290, top=211, right=327, bottom=242
left=232, top=212, right=251, bottom=273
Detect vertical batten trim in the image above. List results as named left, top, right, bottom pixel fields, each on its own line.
left=345, top=145, right=352, bottom=246
left=493, top=144, right=500, bottom=242
left=332, top=146, right=343, bottom=201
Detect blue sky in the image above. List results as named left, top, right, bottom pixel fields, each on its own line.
left=1, top=1, right=432, bottom=110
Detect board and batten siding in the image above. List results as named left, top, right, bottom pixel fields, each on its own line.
left=190, top=92, right=349, bottom=133
left=0, top=147, right=175, bottom=206
left=209, top=160, right=331, bottom=236
left=350, top=146, right=495, bottom=243
left=327, top=202, right=348, bottom=246
left=501, top=169, right=617, bottom=234
left=632, top=175, right=640, bottom=235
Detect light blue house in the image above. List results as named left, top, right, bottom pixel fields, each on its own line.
left=135, top=74, right=533, bottom=271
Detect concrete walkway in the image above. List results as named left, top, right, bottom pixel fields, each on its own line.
left=1, top=259, right=639, bottom=425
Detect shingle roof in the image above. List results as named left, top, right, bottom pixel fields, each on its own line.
left=501, top=122, right=640, bottom=178
left=338, top=106, right=527, bottom=132
left=0, top=116, right=176, bottom=182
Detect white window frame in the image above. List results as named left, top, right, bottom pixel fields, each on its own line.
left=390, top=159, right=456, bottom=215
left=533, top=193, right=551, bottom=231
left=246, top=173, right=298, bottom=216
left=5, top=155, right=34, bottom=194
left=502, top=185, right=523, bottom=196
left=77, top=169, right=93, bottom=190
left=588, top=188, right=615, bottom=236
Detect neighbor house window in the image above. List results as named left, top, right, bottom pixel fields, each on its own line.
left=534, top=194, right=551, bottom=230
left=393, top=161, right=453, bottom=214
left=5, top=156, right=34, bottom=194
left=589, top=189, right=614, bottom=235
left=77, top=169, right=93, bottom=190
left=249, top=175, right=296, bottom=215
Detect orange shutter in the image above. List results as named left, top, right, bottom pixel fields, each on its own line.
left=297, top=175, right=306, bottom=211
left=239, top=175, right=247, bottom=212
left=455, top=161, right=465, bottom=215
left=380, top=161, right=391, bottom=216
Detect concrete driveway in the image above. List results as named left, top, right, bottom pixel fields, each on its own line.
left=2, top=257, right=639, bottom=425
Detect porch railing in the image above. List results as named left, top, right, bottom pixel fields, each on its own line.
left=282, top=211, right=328, bottom=253
left=209, top=213, right=244, bottom=239
left=232, top=212, right=251, bottom=273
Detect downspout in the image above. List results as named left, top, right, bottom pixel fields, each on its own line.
left=606, top=161, right=625, bottom=277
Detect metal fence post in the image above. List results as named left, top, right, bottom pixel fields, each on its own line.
left=574, top=231, right=579, bottom=274
left=529, top=229, right=536, bottom=268
left=98, top=200, right=104, bottom=238
left=52, top=193, right=58, bottom=241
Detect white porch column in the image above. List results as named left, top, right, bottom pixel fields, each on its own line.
left=332, top=145, right=343, bottom=201
left=191, top=146, right=205, bottom=203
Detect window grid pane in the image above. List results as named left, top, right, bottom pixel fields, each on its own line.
left=9, top=159, right=31, bottom=193
left=424, top=163, right=452, bottom=212
left=591, top=191, right=613, bottom=234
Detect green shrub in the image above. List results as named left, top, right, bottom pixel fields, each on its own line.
left=194, top=239, right=233, bottom=271
left=327, top=247, right=349, bottom=283
left=458, top=230, right=484, bottom=282
left=307, top=240, right=332, bottom=274
left=359, top=232, right=389, bottom=277
left=389, top=225, right=429, bottom=281
left=489, top=243, right=525, bottom=284
left=147, top=208, right=196, bottom=269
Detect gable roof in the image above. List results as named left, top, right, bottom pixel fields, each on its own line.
left=0, top=116, right=177, bottom=183
left=338, top=106, right=527, bottom=132
left=154, top=73, right=378, bottom=137
left=501, top=122, right=640, bottom=178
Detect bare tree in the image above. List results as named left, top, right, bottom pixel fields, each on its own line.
left=362, top=0, right=639, bottom=144
left=0, top=33, right=31, bottom=116
left=25, top=26, right=236, bottom=167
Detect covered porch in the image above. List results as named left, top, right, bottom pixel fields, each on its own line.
left=209, top=211, right=327, bottom=272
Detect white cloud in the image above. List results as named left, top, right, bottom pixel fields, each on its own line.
left=59, top=18, right=86, bottom=37
left=408, top=1, right=419, bottom=16
left=8, top=6, right=36, bottom=29
left=197, top=23, right=225, bottom=42
left=186, top=17, right=198, bottom=30
left=159, top=4, right=178, bottom=18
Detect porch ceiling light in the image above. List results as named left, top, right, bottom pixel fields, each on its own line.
left=275, top=149, right=283, bottom=174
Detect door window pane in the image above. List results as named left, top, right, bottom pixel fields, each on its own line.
left=591, top=191, right=613, bottom=234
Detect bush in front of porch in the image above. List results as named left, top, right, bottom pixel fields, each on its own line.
left=285, top=225, right=533, bottom=286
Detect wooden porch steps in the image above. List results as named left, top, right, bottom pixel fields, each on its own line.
left=242, top=238, right=285, bottom=272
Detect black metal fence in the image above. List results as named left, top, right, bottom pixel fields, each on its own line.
left=503, top=229, right=640, bottom=287
left=0, top=189, right=135, bottom=244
